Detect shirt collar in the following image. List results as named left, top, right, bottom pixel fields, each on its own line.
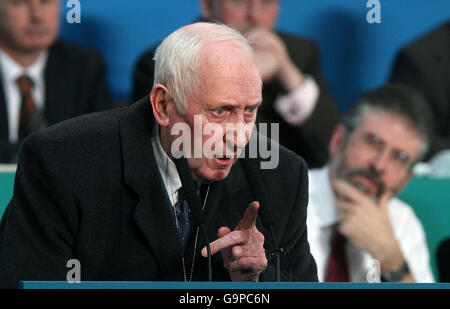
left=0, top=48, right=48, bottom=87
left=151, top=124, right=182, bottom=198
left=309, top=164, right=339, bottom=228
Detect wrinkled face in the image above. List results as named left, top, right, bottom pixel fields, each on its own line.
left=0, top=0, right=60, bottom=54
left=329, top=110, right=424, bottom=201
left=166, top=42, right=262, bottom=183
left=207, top=0, right=279, bottom=32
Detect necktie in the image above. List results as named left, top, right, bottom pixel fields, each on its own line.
left=16, top=75, right=46, bottom=140
left=325, top=230, right=350, bottom=282
left=175, top=188, right=193, bottom=251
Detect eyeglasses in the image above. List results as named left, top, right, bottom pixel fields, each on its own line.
left=357, top=132, right=414, bottom=170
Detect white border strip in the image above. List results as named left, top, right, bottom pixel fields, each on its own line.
left=0, top=164, right=17, bottom=173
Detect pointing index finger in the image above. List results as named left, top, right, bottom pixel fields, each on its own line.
left=237, top=201, right=260, bottom=230
left=200, top=202, right=260, bottom=257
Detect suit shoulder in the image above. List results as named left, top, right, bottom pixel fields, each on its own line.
left=277, top=31, right=318, bottom=50
left=25, top=106, right=126, bottom=148
left=136, top=46, right=157, bottom=65
left=50, top=40, right=105, bottom=64
left=276, top=31, right=319, bottom=71
left=134, top=45, right=159, bottom=74
left=256, top=134, right=307, bottom=179
left=399, top=22, right=449, bottom=56
left=279, top=143, right=308, bottom=172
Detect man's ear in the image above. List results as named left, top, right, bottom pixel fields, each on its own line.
left=150, top=84, right=172, bottom=127
left=199, top=0, right=213, bottom=19
left=329, top=124, right=347, bottom=158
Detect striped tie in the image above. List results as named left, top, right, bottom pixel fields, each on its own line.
left=16, top=75, right=46, bottom=140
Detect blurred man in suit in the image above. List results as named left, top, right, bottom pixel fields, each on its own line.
left=307, top=84, right=434, bottom=282
left=133, top=0, right=340, bottom=168
left=0, top=0, right=111, bottom=163
left=390, top=21, right=450, bottom=160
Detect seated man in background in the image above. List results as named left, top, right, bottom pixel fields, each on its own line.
left=0, top=0, right=112, bottom=163
left=307, top=84, right=434, bottom=282
left=390, top=21, right=450, bottom=160
left=133, top=0, right=340, bottom=168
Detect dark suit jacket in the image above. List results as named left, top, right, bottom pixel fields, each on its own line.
left=0, top=97, right=317, bottom=288
left=133, top=31, right=340, bottom=168
left=437, top=238, right=450, bottom=282
left=390, top=22, right=450, bottom=159
left=0, top=40, right=112, bottom=163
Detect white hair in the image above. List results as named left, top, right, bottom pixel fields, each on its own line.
left=153, top=22, right=254, bottom=115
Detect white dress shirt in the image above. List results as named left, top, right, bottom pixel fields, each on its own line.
left=151, top=125, right=182, bottom=207
left=274, top=75, right=319, bottom=126
left=0, top=48, right=48, bottom=143
left=307, top=165, right=434, bottom=282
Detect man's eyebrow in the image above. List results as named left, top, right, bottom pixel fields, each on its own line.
left=205, top=101, right=262, bottom=109
left=250, top=100, right=263, bottom=107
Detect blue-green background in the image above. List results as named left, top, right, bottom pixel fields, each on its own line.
left=58, top=0, right=450, bottom=110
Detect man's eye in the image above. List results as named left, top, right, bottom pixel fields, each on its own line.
left=247, top=106, right=257, bottom=113
left=393, top=151, right=409, bottom=164
left=214, top=108, right=225, bottom=115
left=365, top=133, right=383, bottom=148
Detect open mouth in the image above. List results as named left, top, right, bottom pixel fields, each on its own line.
left=213, top=156, right=235, bottom=166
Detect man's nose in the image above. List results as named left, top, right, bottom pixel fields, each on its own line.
left=224, top=119, right=252, bottom=154
left=29, top=1, right=45, bottom=22
left=370, top=148, right=390, bottom=174
left=247, top=0, right=264, bottom=26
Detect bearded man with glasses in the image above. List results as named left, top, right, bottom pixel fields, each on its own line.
left=306, top=83, right=435, bottom=283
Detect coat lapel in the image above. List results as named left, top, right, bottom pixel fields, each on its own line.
left=120, top=98, right=184, bottom=280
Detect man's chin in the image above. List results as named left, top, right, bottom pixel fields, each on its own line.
left=19, top=35, right=55, bottom=52
left=196, top=167, right=232, bottom=184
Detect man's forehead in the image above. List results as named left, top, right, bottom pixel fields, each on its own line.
left=198, top=43, right=261, bottom=87
left=357, top=110, right=414, bottom=133
left=201, top=41, right=252, bottom=64
left=352, top=109, right=424, bottom=154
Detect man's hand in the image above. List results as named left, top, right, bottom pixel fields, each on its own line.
left=331, top=180, right=407, bottom=274
left=245, top=29, right=304, bottom=90
left=201, top=201, right=267, bottom=281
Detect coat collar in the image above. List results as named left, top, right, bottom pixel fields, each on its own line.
left=120, top=97, right=184, bottom=279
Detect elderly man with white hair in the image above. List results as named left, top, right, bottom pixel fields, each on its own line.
left=133, top=0, right=340, bottom=168
left=0, top=22, right=317, bottom=288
